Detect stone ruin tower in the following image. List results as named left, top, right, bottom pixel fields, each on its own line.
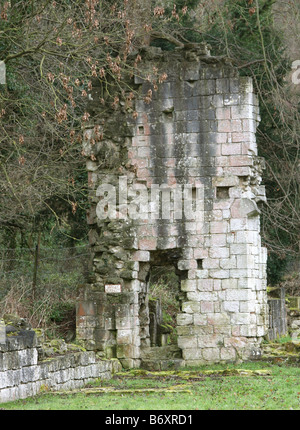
left=76, top=45, right=268, bottom=368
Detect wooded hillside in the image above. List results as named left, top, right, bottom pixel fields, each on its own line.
left=0, top=0, right=299, bottom=318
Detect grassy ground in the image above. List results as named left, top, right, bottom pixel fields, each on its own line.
left=1, top=361, right=300, bottom=410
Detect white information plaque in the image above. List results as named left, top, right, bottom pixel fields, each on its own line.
left=0, top=61, right=6, bottom=85
left=105, top=284, right=122, bottom=293
left=0, top=319, right=5, bottom=344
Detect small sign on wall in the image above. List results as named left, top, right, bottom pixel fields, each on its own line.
left=0, top=61, right=6, bottom=85
left=105, top=284, right=122, bottom=293
left=0, top=319, right=5, bottom=344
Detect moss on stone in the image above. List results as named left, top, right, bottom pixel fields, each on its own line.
left=115, top=368, right=272, bottom=379
left=52, top=386, right=193, bottom=396
left=261, top=341, right=300, bottom=364
left=6, top=331, right=19, bottom=337
left=67, top=343, right=86, bottom=353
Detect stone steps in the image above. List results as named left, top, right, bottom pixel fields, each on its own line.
left=258, top=341, right=300, bottom=364
left=140, top=345, right=185, bottom=371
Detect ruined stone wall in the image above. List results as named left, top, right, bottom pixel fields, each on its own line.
left=77, top=46, right=268, bottom=367
left=0, top=330, right=114, bottom=403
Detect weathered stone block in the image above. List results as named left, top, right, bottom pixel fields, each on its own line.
left=197, top=334, right=223, bottom=348
left=182, top=349, right=203, bottom=361
left=77, top=301, right=97, bottom=317
left=178, top=259, right=197, bottom=270
left=220, top=257, right=237, bottom=270
left=181, top=279, right=197, bottom=292
left=220, top=346, right=236, bottom=361
left=230, top=313, right=251, bottom=325
left=187, top=291, right=218, bottom=302
left=19, top=348, right=38, bottom=367
left=182, top=301, right=200, bottom=314
left=230, top=244, right=249, bottom=255
left=202, top=347, right=220, bottom=361
left=177, top=313, right=193, bottom=326
left=226, top=289, right=254, bottom=301
left=209, top=269, right=230, bottom=279
left=223, top=301, right=239, bottom=313
left=117, top=330, right=133, bottom=345
left=210, top=221, right=228, bottom=234
left=231, top=199, right=260, bottom=219
left=216, top=107, right=231, bottom=120
left=177, top=336, right=197, bottom=349
left=207, top=313, right=231, bottom=327
left=195, top=269, right=209, bottom=279
left=200, top=301, right=214, bottom=313
left=193, top=314, right=208, bottom=326
left=209, top=247, right=229, bottom=259
left=197, top=279, right=214, bottom=291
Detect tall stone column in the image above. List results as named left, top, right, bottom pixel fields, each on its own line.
left=76, top=45, right=268, bottom=367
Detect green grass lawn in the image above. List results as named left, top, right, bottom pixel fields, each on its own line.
left=1, top=361, right=300, bottom=410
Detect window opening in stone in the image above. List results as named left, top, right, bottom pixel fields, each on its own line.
left=186, top=80, right=196, bottom=87
left=192, top=187, right=198, bottom=211
left=216, top=186, right=230, bottom=199
left=138, top=125, right=144, bottom=134
left=162, top=107, right=174, bottom=121
left=197, top=259, right=203, bottom=269
left=163, top=111, right=173, bottom=120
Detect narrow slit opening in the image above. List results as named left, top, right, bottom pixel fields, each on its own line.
left=197, top=259, right=203, bottom=270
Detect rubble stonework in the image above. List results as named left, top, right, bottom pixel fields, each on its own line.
left=77, top=46, right=268, bottom=367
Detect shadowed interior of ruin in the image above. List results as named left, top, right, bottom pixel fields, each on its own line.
left=139, top=250, right=183, bottom=352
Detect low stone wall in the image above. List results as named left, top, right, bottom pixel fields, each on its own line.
left=0, top=329, right=119, bottom=404
left=287, top=309, right=300, bottom=341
